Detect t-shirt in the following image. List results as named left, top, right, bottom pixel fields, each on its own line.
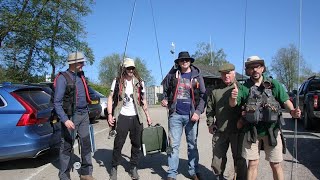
left=176, top=72, right=192, bottom=115
left=110, top=79, right=145, bottom=116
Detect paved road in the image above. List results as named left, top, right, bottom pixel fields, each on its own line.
left=0, top=106, right=319, bottom=180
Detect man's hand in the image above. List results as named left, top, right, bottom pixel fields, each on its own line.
left=161, top=99, right=168, bottom=107
left=237, top=118, right=245, bottom=129
left=208, top=124, right=217, bottom=134
left=191, top=113, right=200, bottom=122
left=290, top=108, right=301, bottom=119
left=64, top=120, right=75, bottom=130
left=231, top=82, right=238, bottom=99
left=229, top=83, right=239, bottom=107
left=108, top=114, right=116, bottom=126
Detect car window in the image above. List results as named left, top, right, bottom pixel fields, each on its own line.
left=308, top=80, right=320, bottom=91
left=0, top=95, right=5, bottom=107
left=14, top=90, right=51, bottom=110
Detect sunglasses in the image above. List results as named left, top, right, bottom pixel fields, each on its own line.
left=247, top=65, right=262, bottom=70
left=178, top=59, right=191, bottom=63
left=77, top=61, right=85, bottom=65
left=126, top=66, right=135, bottom=70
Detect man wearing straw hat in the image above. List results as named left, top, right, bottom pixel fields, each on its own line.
left=54, top=52, right=95, bottom=180
left=229, top=55, right=301, bottom=180
left=107, top=57, right=152, bottom=180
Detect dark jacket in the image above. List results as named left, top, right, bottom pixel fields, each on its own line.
left=53, top=70, right=91, bottom=123
left=162, top=65, right=207, bottom=116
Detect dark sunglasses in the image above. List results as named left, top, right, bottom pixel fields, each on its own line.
left=126, top=66, right=135, bottom=70
left=247, top=64, right=261, bottom=70
left=178, top=59, right=191, bottom=63
left=77, top=61, right=85, bottom=65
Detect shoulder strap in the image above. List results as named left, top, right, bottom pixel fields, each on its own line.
left=60, top=71, right=73, bottom=85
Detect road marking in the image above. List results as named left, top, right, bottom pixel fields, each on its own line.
left=25, top=126, right=108, bottom=180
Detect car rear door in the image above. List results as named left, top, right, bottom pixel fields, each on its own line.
left=12, top=88, right=54, bottom=136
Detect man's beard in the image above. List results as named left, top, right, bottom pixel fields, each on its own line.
left=252, top=72, right=261, bottom=80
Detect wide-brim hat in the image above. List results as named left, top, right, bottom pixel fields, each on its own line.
left=67, top=52, right=86, bottom=65
left=174, top=51, right=195, bottom=64
left=123, top=58, right=135, bottom=68
left=218, top=63, right=235, bottom=73
left=245, top=55, right=265, bottom=67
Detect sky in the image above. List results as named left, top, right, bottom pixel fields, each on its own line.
left=81, top=0, right=320, bottom=85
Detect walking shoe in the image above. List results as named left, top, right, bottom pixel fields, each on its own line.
left=130, top=166, right=139, bottom=179
left=109, top=167, right=117, bottom=180
left=80, top=175, right=96, bottom=180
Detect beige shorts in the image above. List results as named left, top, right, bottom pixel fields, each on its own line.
left=242, top=131, right=283, bottom=162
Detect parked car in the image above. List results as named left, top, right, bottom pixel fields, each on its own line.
left=93, top=90, right=108, bottom=118
left=87, top=86, right=102, bottom=123
left=32, top=82, right=102, bottom=124
left=294, top=75, right=320, bottom=130
left=0, top=82, right=60, bottom=162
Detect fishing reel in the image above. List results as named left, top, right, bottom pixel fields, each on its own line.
left=73, top=161, right=81, bottom=170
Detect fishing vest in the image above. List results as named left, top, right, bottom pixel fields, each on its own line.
left=244, top=80, right=281, bottom=124
left=113, top=77, right=146, bottom=124
left=54, top=71, right=91, bottom=116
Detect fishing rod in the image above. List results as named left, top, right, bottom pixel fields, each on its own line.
left=291, top=0, right=302, bottom=179
left=241, top=0, right=248, bottom=83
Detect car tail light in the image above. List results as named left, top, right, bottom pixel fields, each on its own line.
left=11, top=92, right=38, bottom=126
left=314, top=95, right=318, bottom=109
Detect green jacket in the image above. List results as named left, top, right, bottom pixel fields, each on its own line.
left=113, top=77, right=147, bottom=124
left=206, top=82, right=241, bottom=133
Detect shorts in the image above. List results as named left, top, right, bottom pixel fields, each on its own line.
left=242, top=131, right=283, bottom=162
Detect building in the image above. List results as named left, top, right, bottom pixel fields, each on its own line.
left=146, top=85, right=163, bottom=105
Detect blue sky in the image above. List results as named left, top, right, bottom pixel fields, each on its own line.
left=82, top=0, right=320, bottom=85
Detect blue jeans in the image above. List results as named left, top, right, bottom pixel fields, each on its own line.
left=167, top=112, right=199, bottom=178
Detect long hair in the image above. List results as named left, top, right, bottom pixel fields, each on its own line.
left=117, top=66, right=143, bottom=91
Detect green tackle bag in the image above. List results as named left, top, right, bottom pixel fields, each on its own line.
left=141, top=123, right=168, bottom=156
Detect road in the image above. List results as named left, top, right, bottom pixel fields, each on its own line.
left=0, top=106, right=319, bottom=180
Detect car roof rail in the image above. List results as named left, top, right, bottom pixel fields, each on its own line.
left=307, top=75, right=320, bottom=80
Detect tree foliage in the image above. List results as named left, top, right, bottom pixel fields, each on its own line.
left=0, top=0, right=94, bottom=83
left=98, top=53, right=155, bottom=87
left=192, top=42, right=228, bottom=67
left=270, top=44, right=316, bottom=91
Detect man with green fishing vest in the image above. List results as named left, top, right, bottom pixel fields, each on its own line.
left=107, top=57, right=152, bottom=180
left=229, top=56, right=301, bottom=180
left=206, top=63, right=247, bottom=180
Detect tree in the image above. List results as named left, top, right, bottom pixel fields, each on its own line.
left=0, top=0, right=94, bottom=82
left=192, top=42, right=228, bottom=67
left=98, top=53, right=155, bottom=87
left=270, top=44, right=307, bottom=92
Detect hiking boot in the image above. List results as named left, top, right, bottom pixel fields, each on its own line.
left=109, top=167, right=117, bottom=180
left=80, top=175, right=96, bottom=180
left=130, top=166, right=139, bottom=179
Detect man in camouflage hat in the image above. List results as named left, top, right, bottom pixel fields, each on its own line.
left=206, top=63, right=247, bottom=180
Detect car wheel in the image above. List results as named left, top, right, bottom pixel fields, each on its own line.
left=303, top=110, right=312, bottom=130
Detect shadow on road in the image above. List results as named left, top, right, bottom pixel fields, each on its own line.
left=282, top=117, right=320, bottom=179
left=92, top=148, right=215, bottom=179
left=0, top=148, right=59, bottom=170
